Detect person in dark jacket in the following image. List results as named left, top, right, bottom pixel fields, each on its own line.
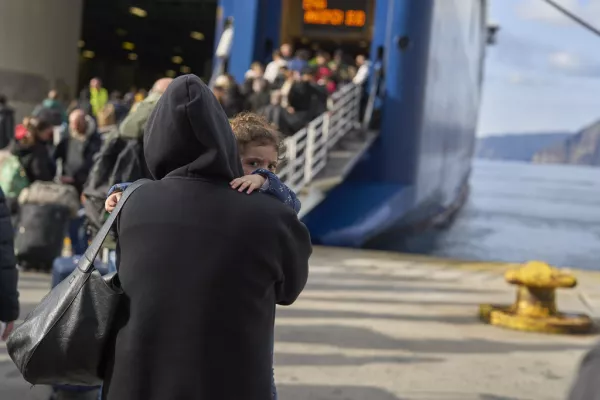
left=0, top=95, right=15, bottom=149
left=280, top=67, right=328, bottom=134
left=101, top=75, right=311, bottom=400
left=245, top=78, right=271, bottom=112
left=11, top=117, right=56, bottom=183
left=212, top=75, right=244, bottom=118
left=0, top=186, right=19, bottom=341
left=55, top=109, right=101, bottom=255
left=54, top=109, right=101, bottom=195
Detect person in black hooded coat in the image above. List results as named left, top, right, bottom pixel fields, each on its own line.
left=101, top=75, right=311, bottom=400
left=0, top=186, right=18, bottom=340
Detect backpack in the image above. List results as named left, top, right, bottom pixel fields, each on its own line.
left=18, top=181, right=80, bottom=217
left=0, top=150, right=29, bottom=200
left=82, top=129, right=150, bottom=237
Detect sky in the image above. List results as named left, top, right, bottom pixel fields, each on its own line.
left=478, top=0, right=600, bottom=136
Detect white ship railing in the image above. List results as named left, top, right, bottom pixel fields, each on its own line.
left=279, top=83, right=363, bottom=192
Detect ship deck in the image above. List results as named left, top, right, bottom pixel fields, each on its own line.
left=3, top=247, right=600, bottom=399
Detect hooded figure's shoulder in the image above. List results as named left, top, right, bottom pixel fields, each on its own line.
left=230, top=190, right=307, bottom=238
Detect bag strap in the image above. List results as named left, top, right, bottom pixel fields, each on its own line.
left=80, top=179, right=150, bottom=273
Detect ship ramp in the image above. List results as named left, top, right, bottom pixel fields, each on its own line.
left=279, top=83, right=379, bottom=218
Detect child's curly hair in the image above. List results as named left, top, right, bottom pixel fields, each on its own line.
left=230, top=112, right=287, bottom=161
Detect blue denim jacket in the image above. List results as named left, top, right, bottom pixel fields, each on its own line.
left=108, top=170, right=301, bottom=215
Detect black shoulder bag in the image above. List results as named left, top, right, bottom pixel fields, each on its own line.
left=7, top=179, right=149, bottom=386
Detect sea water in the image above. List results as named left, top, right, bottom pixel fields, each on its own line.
left=425, top=160, right=600, bottom=271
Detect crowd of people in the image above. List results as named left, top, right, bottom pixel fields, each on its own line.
left=0, top=43, right=368, bottom=400
left=0, top=43, right=369, bottom=254
left=2, top=40, right=600, bottom=400
left=0, top=43, right=369, bottom=206
left=213, top=43, right=369, bottom=135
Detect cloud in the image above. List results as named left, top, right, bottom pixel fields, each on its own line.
left=508, top=72, right=526, bottom=84
left=516, top=0, right=600, bottom=26
left=504, top=71, right=547, bottom=86
left=488, top=29, right=600, bottom=78
left=549, top=51, right=581, bottom=70
left=547, top=50, right=600, bottom=77
left=496, top=71, right=550, bottom=86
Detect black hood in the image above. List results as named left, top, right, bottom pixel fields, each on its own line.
left=144, top=75, right=243, bottom=181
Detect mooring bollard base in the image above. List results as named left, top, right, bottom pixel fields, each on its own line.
left=479, top=303, right=595, bottom=334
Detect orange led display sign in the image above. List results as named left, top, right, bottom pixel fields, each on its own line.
left=302, top=0, right=368, bottom=30
left=303, top=0, right=328, bottom=9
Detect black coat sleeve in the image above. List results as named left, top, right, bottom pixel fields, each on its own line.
left=0, top=110, right=14, bottom=149
left=0, top=188, right=19, bottom=322
left=5, top=111, right=14, bottom=148
left=74, top=133, right=102, bottom=190
left=29, top=144, right=56, bottom=182
left=275, top=210, right=312, bottom=306
left=568, top=342, right=600, bottom=400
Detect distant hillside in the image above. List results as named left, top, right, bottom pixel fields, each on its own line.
left=533, top=120, right=600, bottom=166
left=475, top=133, right=571, bottom=162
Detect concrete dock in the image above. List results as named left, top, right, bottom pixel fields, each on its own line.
left=2, top=246, right=600, bottom=400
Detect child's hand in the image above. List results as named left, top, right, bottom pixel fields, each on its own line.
left=230, top=174, right=266, bottom=194
left=105, top=192, right=123, bottom=213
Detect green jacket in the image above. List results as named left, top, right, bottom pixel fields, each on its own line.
left=119, top=92, right=162, bottom=140
left=90, top=87, right=109, bottom=117
left=100, top=92, right=162, bottom=251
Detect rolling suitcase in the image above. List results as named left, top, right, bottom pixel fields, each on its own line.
left=51, top=256, right=109, bottom=288
left=15, top=203, right=70, bottom=270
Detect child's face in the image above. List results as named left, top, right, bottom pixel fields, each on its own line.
left=240, top=143, right=278, bottom=175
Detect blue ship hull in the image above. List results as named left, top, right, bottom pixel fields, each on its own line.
left=302, top=0, right=488, bottom=248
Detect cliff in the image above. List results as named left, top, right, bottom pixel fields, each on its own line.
left=475, top=133, right=571, bottom=162
left=533, top=120, right=600, bottom=165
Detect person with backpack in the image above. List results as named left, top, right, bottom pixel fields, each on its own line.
left=0, top=185, right=19, bottom=342
left=82, top=78, right=173, bottom=239
left=119, top=79, right=172, bottom=141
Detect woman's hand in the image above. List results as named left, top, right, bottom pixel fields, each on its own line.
left=105, top=192, right=123, bottom=213
left=230, top=174, right=266, bottom=194
left=1, top=321, right=14, bottom=341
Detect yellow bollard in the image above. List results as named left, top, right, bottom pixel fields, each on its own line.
left=479, top=261, right=595, bottom=334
